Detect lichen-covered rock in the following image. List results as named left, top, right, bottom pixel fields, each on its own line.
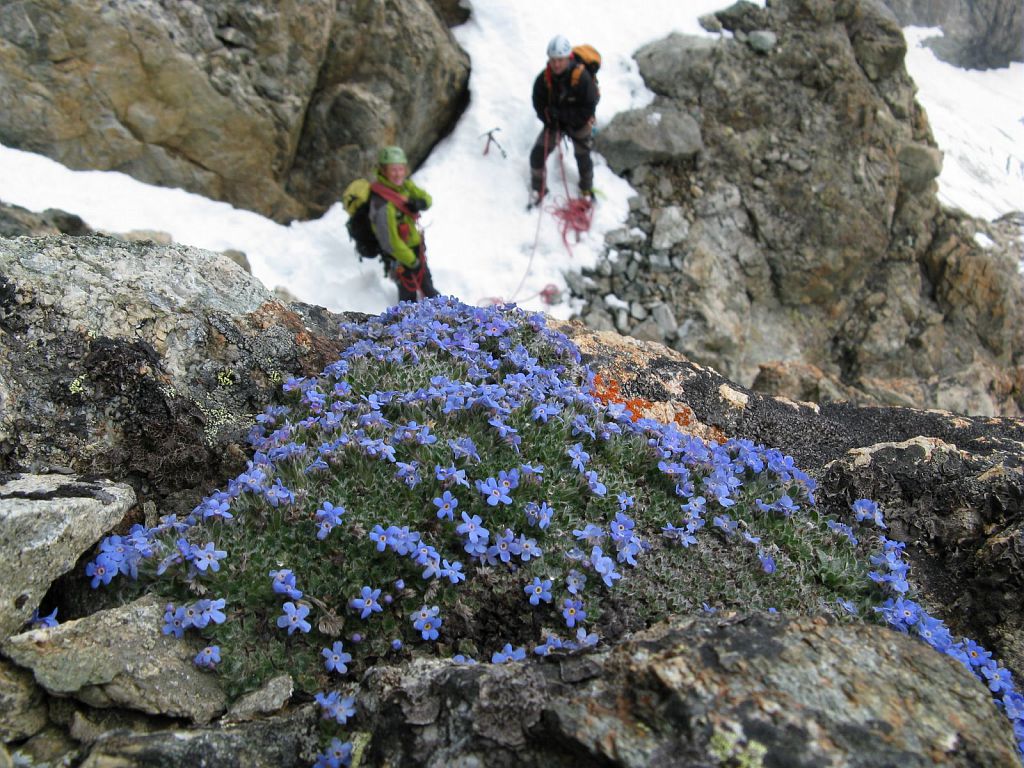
left=0, top=473, right=135, bottom=639
left=0, top=0, right=469, bottom=221
left=0, top=235, right=354, bottom=504
left=2, top=230, right=1023, bottom=765
left=357, top=615, right=1021, bottom=766
left=3, top=595, right=227, bottom=724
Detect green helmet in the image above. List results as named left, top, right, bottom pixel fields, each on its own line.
left=378, top=146, right=407, bottom=165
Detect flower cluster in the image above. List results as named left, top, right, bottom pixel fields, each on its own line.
left=78, top=296, right=1023, bottom=761
left=867, top=512, right=1024, bottom=752
left=161, top=599, right=227, bottom=670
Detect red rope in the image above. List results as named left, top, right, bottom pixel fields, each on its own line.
left=488, top=129, right=591, bottom=307
left=550, top=197, right=593, bottom=251
left=503, top=128, right=554, bottom=305
left=549, top=134, right=593, bottom=254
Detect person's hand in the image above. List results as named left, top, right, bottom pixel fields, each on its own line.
left=406, top=198, right=428, bottom=213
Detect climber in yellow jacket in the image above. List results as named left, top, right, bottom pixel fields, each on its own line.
left=369, top=146, right=440, bottom=303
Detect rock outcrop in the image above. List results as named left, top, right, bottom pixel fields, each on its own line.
left=1, top=235, right=1022, bottom=764
left=556, top=320, right=1024, bottom=680
left=0, top=235, right=352, bottom=501
left=583, top=0, right=1023, bottom=418
left=882, top=0, right=1024, bottom=69
left=4, top=595, right=227, bottom=724
left=0, top=202, right=91, bottom=239
left=0, top=0, right=470, bottom=222
left=357, top=615, right=1021, bottom=766
left=0, top=474, right=135, bottom=638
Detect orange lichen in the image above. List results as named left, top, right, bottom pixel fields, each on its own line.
left=591, top=374, right=728, bottom=444
left=591, top=373, right=653, bottom=422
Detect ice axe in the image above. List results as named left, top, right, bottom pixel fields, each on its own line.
left=480, top=127, right=507, bottom=159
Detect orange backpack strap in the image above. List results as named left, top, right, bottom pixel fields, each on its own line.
left=569, top=62, right=584, bottom=88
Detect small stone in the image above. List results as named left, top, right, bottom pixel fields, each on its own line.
left=226, top=675, right=294, bottom=721
left=583, top=309, right=616, bottom=333
left=630, top=318, right=666, bottom=343
left=649, top=253, right=673, bottom=272
left=652, top=206, right=691, bottom=251
left=698, top=13, right=723, bottom=33
left=748, top=30, right=778, bottom=54
left=615, top=309, right=631, bottom=334
left=651, top=303, right=679, bottom=337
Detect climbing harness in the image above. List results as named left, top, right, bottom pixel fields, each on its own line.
left=395, top=245, right=429, bottom=298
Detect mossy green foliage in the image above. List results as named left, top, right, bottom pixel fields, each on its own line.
left=126, top=298, right=887, bottom=699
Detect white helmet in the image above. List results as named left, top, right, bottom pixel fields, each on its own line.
left=546, top=34, right=572, bottom=59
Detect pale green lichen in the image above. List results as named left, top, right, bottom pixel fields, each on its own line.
left=709, top=725, right=766, bottom=768
left=190, top=397, right=242, bottom=446
left=349, top=731, right=371, bottom=767
left=68, top=374, right=87, bottom=395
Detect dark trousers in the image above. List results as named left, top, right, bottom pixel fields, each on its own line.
left=389, top=253, right=439, bottom=303
left=529, top=124, right=594, bottom=193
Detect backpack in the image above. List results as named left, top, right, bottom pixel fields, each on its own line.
left=571, top=44, right=601, bottom=87
left=342, top=178, right=382, bottom=260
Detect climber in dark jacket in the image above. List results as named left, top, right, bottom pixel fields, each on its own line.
left=529, top=34, right=599, bottom=205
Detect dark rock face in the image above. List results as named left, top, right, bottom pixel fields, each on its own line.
left=822, top=436, right=1024, bottom=686
left=584, top=0, right=1023, bottom=418
left=0, top=0, right=469, bottom=222
left=283, top=0, right=470, bottom=216
left=882, top=0, right=1024, bottom=69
